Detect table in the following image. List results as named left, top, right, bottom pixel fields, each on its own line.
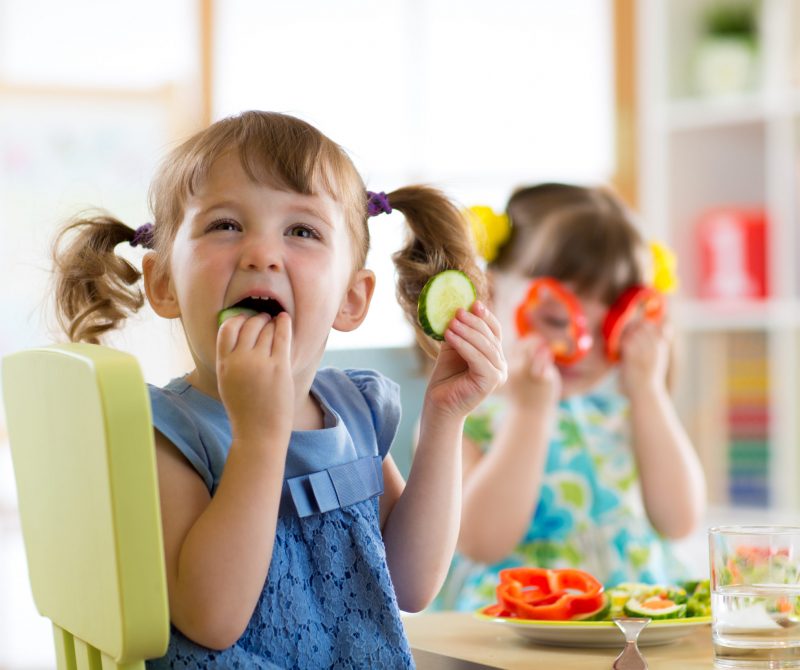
left=404, top=612, right=715, bottom=669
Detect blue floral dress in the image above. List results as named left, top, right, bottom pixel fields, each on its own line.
left=435, top=374, right=685, bottom=612
left=145, top=367, right=415, bottom=669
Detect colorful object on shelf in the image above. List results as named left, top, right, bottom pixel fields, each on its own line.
left=725, top=333, right=769, bottom=506
left=493, top=568, right=607, bottom=621
left=649, top=240, right=678, bottom=294
left=601, top=286, right=666, bottom=363
left=696, top=207, right=768, bottom=300
left=466, top=205, right=511, bottom=263
left=514, top=278, right=593, bottom=365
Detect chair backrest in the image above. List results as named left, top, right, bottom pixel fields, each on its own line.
left=1, top=343, right=169, bottom=670
left=321, top=346, right=427, bottom=479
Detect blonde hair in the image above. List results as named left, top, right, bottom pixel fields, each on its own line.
left=53, top=110, right=483, bottom=348
left=495, top=183, right=648, bottom=305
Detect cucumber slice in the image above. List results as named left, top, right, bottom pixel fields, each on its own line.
left=418, top=270, right=476, bottom=340
left=623, top=596, right=687, bottom=620
left=217, top=307, right=259, bottom=327
left=572, top=593, right=611, bottom=621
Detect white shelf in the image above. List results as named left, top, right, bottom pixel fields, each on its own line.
left=673, top=299, right=800, bottom=331
left=667, top=94, right=769, bottom=131
left=666, top=91, right=800, bottom=131
left=639, top=0, right=800, bottom=509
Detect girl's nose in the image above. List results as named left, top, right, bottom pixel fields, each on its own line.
left=239, top=234, right=282, bottom=272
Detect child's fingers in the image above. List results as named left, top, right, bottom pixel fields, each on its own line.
left=264, top=311, right=292, bottom=358
left=217, top=314, right=248, bottom=356
left=469, top=300, right=502, bottom=339
left=236, top=312, right=272, bottom=350
left=444, top=323, right=505, bottom=380
left=253, top=316, right=275, bottom=353
left=450, top=307, right=495, bottom=344
left=529, top=343, right=554, bottom=376
left=447, top=310, right=504, bottom=370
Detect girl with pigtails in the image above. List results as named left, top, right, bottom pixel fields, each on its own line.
left=51, top=110, right=506, bottom=669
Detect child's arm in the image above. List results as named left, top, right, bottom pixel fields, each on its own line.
left=380, top=302, right=506, bottom=612
left=156, top=312, right=293, bottom=650
left=457, top=333, right=560, bottom=565
left=621, top=321, right=706, bottom=539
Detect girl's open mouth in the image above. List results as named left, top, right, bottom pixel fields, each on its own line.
left=230, top=296, right=286, bottom=318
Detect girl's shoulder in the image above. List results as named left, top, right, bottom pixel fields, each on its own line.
left=315, top=366, right=401, bottom=459
left=146, top=377, right=229, bottom=493
left=316, top=366, right=400, bottom=404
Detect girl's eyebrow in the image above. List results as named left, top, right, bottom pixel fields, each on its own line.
left=193, top=200, right=240, bottom=217
left=291, top=203, right=333, bottom=227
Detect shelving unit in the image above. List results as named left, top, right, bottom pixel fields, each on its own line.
left=637, top=0, right=800, bottom=508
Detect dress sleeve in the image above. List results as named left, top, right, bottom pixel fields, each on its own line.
left=344, top=369, right=401, bottom=460
left=147, top=385, right=215, bottom=492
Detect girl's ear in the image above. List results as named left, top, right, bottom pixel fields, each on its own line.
left=142, top=252, right=181, bottom=319
left=333, top=268, right=376, bottom=332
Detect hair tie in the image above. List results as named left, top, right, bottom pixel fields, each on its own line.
left=649, top=240, right=678, bottom=293
left=130, top=223, right=155, bottom=249
left=466, top=205, right=511, bottom=263
left=366, top=191, right=392, bottom=217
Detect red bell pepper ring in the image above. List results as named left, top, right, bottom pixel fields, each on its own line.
left=514, top=278, right=593, bottom=365
left=601, top=285, right=665, bottom=363
left=495, top=567, right=605, bottom=621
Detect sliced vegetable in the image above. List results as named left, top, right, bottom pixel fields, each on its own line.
left=572, top=593, right=611, bottom=621
left=624, top=595, right=687, bottom=620
left=601, top=286, right=665, bottom=363
left=418, top=269, right=476, bottom=340
left=495, top=567, right=606, bottom=621
left=217, top=307, right=259, bottom=327
left=514, top=278, right=593, bottom=365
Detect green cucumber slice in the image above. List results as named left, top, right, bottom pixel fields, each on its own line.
left=417, top=270, right=476, bottom=341
left=623, top=596, right=687, bottom=620
left=217, top=307, right=259, bottom=327
left=572, top=593, right=611, bottom=621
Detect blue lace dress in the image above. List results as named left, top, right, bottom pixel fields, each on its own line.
left=145, top=367, right=415, bottom=669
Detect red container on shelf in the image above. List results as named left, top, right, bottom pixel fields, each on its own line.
left=696, top=207, right=768, bottom=300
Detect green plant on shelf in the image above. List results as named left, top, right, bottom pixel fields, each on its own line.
left=693, top=2, right=760, bottom=97
left=703, top=2, right=758, bottom=45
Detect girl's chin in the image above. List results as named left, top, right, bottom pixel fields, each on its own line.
left=558, top=368, right=607, bottom=398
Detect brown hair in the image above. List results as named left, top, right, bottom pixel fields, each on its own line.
left=52, top=110, right=483, bottom=349
left=493, top=183, right=648, bottom=305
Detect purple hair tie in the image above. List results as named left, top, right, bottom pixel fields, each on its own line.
left=130, top=223, right=154, bottom=249
left=366, top=191, right=392, bottom=217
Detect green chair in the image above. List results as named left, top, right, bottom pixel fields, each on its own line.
left=1, top=343, right=169, bottom=670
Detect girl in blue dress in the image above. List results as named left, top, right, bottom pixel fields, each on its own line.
left=437, top=183, right=706, bottom=611
left=51, top=111, right=507, bottom=668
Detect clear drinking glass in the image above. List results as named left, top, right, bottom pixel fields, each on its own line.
left=710, top=526, right=800, bottom=668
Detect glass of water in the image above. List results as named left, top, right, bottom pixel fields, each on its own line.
left=710, top=526, right=800, bottom=668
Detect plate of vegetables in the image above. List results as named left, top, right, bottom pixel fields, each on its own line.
left=474, top=567, right=711, bottom=648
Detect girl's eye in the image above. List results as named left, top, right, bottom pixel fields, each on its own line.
left=542, top=317, right=570, bottom=330
left=208, top=219, right=241, bottom=232
left=287, top=224, right=319, bottom=239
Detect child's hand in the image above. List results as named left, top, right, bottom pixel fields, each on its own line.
left=425, top=301, right=507, bottom=418
left=216, top=311, right=294, bottom=443
left=506, top=332, right=561, bottom=409
left=618, top=319, right=669, bottom=396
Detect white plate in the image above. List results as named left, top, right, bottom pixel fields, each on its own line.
left=474, top=606, right=711, bottom=648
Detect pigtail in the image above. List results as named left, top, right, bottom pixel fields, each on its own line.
left=52, top=212, right=145, bottom=344
left=388, top=185, right=487, bottom=357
